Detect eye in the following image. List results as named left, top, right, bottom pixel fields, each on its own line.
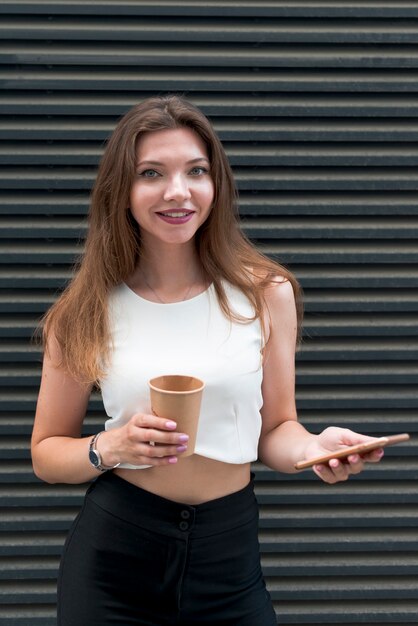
left=189, top=166, right=208, bottom=176
left=138, top=169, right=160, bottom=178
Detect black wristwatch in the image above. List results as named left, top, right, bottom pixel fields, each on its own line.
left=88, top=431, right=120, bottom=472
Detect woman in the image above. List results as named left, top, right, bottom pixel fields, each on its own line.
left=32, top=95, right=384, bottom=626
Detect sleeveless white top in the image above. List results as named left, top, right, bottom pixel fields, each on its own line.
left=100, top=282, right=264, bottom=469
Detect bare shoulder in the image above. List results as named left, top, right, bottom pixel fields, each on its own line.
left=43, top=327, right=63, bottom=366
left=264, top=276, right=295, bottom=303
left=247, top=266, right=295, bottom=306
left=262, top=277, right=297, bottom=345
left=40, top=328, right=93, bottom=410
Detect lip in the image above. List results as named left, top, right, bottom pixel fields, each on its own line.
left=156, top=209, right=195, bottom=225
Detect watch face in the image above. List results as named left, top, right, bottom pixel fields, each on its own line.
left=89, top=449, right=100, bottom=467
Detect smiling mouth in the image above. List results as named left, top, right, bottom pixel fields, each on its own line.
left=157, top=210, right=194, bottom=218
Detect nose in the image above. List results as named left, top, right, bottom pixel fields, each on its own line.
left=163, top=173, right=192, bottom=203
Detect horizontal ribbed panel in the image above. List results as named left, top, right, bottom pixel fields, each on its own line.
left=0, top=1, right=416, bottom=17
left=1, top=18, right=417, bottom=43
left=1, top=2, right=417, bottom=625
left=2, top=93, right=418, bottom=117
left=1, top=1, right=418, bottom=18
left=2, top=45, right=418, bottom=68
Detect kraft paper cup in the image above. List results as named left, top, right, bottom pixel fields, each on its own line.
left=148, top=375, right=205, bottom=456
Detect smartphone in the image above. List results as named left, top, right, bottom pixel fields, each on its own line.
left=294, top=433, right=410, bottom=470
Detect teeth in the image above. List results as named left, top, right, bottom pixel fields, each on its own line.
left=161, top=211, right=190, bottom=217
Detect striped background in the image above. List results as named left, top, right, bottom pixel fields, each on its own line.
left=0, top=2, right=417, bottom=624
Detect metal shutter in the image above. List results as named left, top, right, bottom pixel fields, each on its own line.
left=0, top=1, right=417, bottom=624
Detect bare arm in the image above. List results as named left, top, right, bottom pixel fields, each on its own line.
left=258, top=279, right=384, bottom=483
left=258, top=279, right=311, bottom=472
left=31, top=335, right=191, bottom=484
left=31, top=336, right=96, bottom=483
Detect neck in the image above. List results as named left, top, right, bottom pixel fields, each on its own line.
left=132, top=242, right=207, bottom=303
left=142, top=242, right=201, bottom=282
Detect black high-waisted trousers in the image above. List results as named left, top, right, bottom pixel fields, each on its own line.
left=57, top=471, right=277, bottom=626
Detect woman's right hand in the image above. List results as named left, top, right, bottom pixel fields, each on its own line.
left=96, top=413, right=189, bottom=467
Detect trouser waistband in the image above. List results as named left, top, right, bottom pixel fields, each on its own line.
left=87, top=471, right=257, bottom=539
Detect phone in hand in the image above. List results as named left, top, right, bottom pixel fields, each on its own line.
left=294, top=433, right=410, bottom=471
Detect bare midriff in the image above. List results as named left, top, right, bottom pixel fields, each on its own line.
left=113, top=455, right=252, bottom=505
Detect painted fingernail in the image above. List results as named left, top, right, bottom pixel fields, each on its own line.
left=314, top=465, right=323, bottom=472
left=165, top=421, right=177, bottom=429
left=178, top=434, right=189, bottom=443
left=168, top=456, right=178, bottom=464
left=176, top=445, right=187, bottom=453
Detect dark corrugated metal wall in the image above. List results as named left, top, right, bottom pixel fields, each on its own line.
left=1, top=1, right=417, bottom=624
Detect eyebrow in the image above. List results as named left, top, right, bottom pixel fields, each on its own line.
left=136, top=157, right=210, bottom=167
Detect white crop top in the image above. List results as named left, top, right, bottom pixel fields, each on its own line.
left=100, top=281, right=264, bottom=468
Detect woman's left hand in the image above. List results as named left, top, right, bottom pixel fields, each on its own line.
left=303, top=426, right=385, bottom=484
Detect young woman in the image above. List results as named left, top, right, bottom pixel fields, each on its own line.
left=32, top=95, right=384, bottom=626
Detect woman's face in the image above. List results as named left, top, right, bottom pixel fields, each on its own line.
left=129, top=127, right=215, bottom=250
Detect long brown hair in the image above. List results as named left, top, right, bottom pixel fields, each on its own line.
left=41, top=95, right=302, bottom=383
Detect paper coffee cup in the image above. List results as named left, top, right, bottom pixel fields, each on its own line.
left=148, top=375, right=205, bottom=456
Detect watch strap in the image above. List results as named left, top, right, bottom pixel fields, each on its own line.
left=89, top=431, right=120, bottom=472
